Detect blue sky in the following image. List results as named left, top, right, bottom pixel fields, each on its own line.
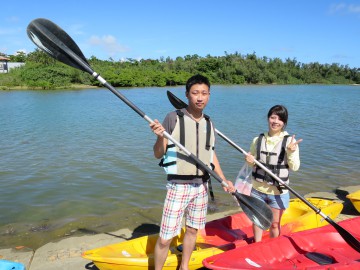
left=1, top=1, right=359, bottom=68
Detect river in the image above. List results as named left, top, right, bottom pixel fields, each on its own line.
left=0, top=84, right=359, bottom=248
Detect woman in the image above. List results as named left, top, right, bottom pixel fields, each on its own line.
left=245, top=105, right=302, bottom=242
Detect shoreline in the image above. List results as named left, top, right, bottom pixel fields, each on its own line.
left=0, top=199, right=240, bottom=251
left=1, top=185, right=359, bottom=270
left=1, top=83, right=359, bottom=91
left=0, top=84, right=99, bottom=90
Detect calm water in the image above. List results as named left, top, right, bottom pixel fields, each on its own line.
left=1, top=85, right=359, bottom=248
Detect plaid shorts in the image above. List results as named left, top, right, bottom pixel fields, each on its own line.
left=159, top=182, right=208, bottom=240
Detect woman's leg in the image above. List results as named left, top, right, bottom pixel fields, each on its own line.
left=269, top=207, right=284, bottom=238
left=253, top=222, right=264, bottom=242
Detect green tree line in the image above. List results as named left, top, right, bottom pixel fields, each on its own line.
left=1, top=49, right=359, bottom=90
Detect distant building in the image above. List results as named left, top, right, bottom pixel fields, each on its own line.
left=0, top=56, right=25, bottom=73
left=0, top=56, right=10, bottom=73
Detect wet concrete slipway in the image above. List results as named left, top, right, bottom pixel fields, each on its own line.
left=1, top=185, right=359, bottom=270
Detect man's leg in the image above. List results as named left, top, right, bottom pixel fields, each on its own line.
left=155, top=183, right=185, bottom=269
left=179, top=226, right=198, bottom=270
left=154, top=236, right=173, bottom=270
left=180, top=183, right=208, bottom=269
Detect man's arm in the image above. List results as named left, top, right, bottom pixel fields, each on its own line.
left=150, top=119, right=168, bottom=159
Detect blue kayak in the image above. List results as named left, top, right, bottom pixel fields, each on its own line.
left=0, top=260, right=25, bottom=270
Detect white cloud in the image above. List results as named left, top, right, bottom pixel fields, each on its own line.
left=332, top=53, right=349, bottom=60
left=278, top=47, right=294, bottom=53
left=16, top=49, right=27, bottom=54
left=5, top=16, right=19, bottom=23
left=348, top=4, right=360, bottom=14
left=155, top=49, right=168, bottom=54
left=329, top=3, right=360, bottom=15
left=329, top=3, right=346, bottom=14
left=0, top=27, right=19, bottom=35
left=0, top=47, right=27, bottom=55
left=68, top=24, right=86, bottom=35
left=88, top=35, right=129, bottom=57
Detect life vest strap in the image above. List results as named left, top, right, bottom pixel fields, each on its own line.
left=167, top=173, right=210, bottom=182
left=204, top=114, right=211, bottom=150
left=252, top=172, right=289, bottom=182
left=278, top=135, right=290, bottom=165
left=260, top=151, right=277, bottom=156
left=159, top=159, right=176, bottom=168
left=257, top=162, right=289, bottom=170
left=256, top=133, right=265, bottom=160
left=176, top=110, right=185, bottom=147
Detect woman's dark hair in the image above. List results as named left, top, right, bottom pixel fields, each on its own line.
left=268, top=105, right=288, bottom=129
left=186, top=74, right=210, bottom=92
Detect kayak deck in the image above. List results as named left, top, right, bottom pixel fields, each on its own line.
left=203, top=217, right=360, bottom=270
left=82, top=198, right=343, bottom=270
left=346, top=190, right=360, bottom=213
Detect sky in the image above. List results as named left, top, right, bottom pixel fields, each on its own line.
left=1, top=0, right=359, bottom=68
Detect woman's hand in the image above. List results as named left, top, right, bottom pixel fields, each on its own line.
left=287, top=135, right=303, bottom=152
left=245, top=152, right=256, bottom=165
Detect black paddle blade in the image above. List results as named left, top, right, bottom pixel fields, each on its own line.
left=233, top=191, right=273, bottom=230
left=166, top=91, right=360, bottom=252
left=326, top=217, right=360, bottom=253
left=27, top=18, right=92, bottom=74
left=25, top=18, right=274, bottom=233
left=167, top=91, right=187, bottom=109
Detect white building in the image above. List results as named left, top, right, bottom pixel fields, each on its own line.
left=0, top=56, right=25, bottom=73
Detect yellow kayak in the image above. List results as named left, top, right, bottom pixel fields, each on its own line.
left=281, top=197, right=344, bottom=232
left=82, top=198, right=343, bottom=270
left=346, top=190, right=360, bottom=213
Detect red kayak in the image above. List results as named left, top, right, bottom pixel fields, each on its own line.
left=203, top=217, right=360, bottom=270
left=82, top=198, right=343, bottom=270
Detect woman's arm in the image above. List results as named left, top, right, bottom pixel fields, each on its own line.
left=286, top=135, right=302, bottom=171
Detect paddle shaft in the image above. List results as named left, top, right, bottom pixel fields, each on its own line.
left=102, top=79, right=233, bottom=186
left=27, top=17, right=226, bottom=188
left=28, top=17, right=357, bottom=250
left=42, top=37, right=228, bottom=188
left=87, top=73, right=277, bottom=231
left=27, top=18, right=275, bottom=230
left=216, top=131, right=325, bottom=213
left=167, top=91, right=360, bottom=253
left=167, top=91, right=328, bottom=217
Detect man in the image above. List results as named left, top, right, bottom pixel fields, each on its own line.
left=150, top=74, right=234, bottom=270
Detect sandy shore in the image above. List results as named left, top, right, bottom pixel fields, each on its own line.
left=1, top=185, right=359, bottom=270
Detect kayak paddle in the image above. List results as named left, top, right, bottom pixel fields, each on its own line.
left=166, top=90, right=360, bottom=253
left=26, top=18, right=273, bottom=230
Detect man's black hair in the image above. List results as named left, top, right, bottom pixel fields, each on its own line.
left=186, top=74, right=210, bottom=92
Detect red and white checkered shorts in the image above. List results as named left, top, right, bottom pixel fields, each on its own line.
left=159, top=182, right=208, bottom=240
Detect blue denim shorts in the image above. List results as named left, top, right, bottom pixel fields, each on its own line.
left=251, top=188, right=289, bottom=210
